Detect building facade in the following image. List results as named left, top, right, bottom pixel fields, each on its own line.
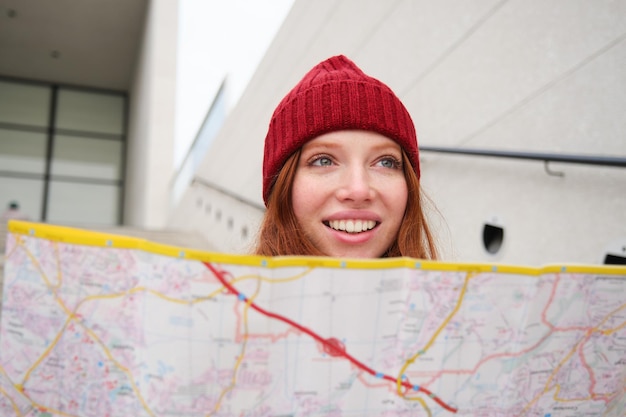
left=169, top=0, right=626, bottom=265
left=0, top=0, right=177, bottom=229
left=1, top=0, right=625, bottom=266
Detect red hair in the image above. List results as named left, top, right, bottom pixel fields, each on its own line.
left=254, top=150, right=438, bottom=259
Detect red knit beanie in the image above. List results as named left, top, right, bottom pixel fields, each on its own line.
left=262, top=54, right=419, bottom=205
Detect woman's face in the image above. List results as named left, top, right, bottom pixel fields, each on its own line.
left=292, top=130, right=408, bottom=258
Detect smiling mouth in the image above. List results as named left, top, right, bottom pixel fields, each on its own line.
left=324, top=219, right=378, bottom=233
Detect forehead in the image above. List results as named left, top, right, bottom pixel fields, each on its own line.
left=302, top=130, right=401, bottom=151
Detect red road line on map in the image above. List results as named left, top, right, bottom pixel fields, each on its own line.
left=577, top=334, right=598, bottom=399
left=571, top=330, right=614, bottom=404
left=204, top=262, right=458, bottom=414
left=537, top=275, right=604, bottom=401
left=356, top=371, right=399, bottom=390
left=417, top=323, right=558, bottom=386
left=420, top=308, right=605, bottom=395
left=541, top=276, right=597, bottom=333
left=232, top=301, right=302, bottom=343
left=540, top=274, right=560, bottom=330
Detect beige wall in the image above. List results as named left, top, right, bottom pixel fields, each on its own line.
left=169, top=0, right=626, bottom=265
left=126, top=0, right=178, bottom=229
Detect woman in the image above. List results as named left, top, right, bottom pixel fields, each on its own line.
left=255, top=55, right=438, bottom=259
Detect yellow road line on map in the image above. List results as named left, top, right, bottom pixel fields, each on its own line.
left=601, top=304, right=626, bottom=335
left=208, top=277, right=262, bottom=416
left=194, top=269, right=314, bottom=303
left=2, top=364, right=79, bottom=417
left=589, top=304, right=626, bottom=330
left=21, top=316, right=72, bottom=384
left=396, top=272, right=474, bottom=397
left=77, top=323, right=158, bottom=416
left=553, top=384, right=592, bottom=402
left=13, top=237, right=291, bottom=417
left=3, top=235, right=20, bottom=264
left=521, top=348, right=578, bottom=415
left=184, top=267, right=314, bottom=305
left=200, top=268, right=312, bottom=414
left=8, top=219, right=626, bottom=277
left=520, top=302, right=626, bottom=415
left=208, top=305, right=250, bottom=415
left=14, top=240, right=158, bottom=417
left=415, top=397, right=432, bottom=417
left=19, top=241, right=78, bottom=385
left=21, top=305, right=158, bottom=417
left=0, top=386, right=23, bottom=416
left=87, top=286, right=194, bottom=305
left=216, top=268, right=315, bottom=287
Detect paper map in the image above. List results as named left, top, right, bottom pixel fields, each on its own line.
left=1, top=220, right=625, bottom=416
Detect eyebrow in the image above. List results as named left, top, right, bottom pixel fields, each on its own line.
left=303, top=140, right=401, bottom=154
left=302, top=140, right=339, bottom=150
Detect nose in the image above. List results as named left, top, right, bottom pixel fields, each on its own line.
left=335, top=165, right=375, bottom=203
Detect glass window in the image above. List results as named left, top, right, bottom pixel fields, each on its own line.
left=46, top=181, right=120, bottom=226
left=0, top=129, right=48, bottom=174
left=0, top=81, right=50, bottom=127
left=0, top=177, right=44, bottom=221
left=0, top=79, right=127, bottom=226
left=56, top=89, right=124, bottom=135
left=51, top=135, right=123, bottom=180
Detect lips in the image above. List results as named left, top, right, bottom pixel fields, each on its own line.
left=324, top=219, right=377, bottom=233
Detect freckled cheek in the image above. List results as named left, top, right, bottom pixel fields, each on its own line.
left=291, top=176, right=323, bottom=219
left=377, top=176, right=407, bottom=197
left=383, top=179, right=409, bottom=218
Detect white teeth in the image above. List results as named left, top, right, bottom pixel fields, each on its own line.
left=328, top=219, right=376, bottom=233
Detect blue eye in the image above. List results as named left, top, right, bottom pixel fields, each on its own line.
left=378, top=157, right=401, bottom=169
left=311, top=156, right=333, bottom=166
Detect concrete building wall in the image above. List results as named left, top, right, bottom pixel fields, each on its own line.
left=126, top=0, right=178, bottom=229
left=169, top=0, right=626, bottom=265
